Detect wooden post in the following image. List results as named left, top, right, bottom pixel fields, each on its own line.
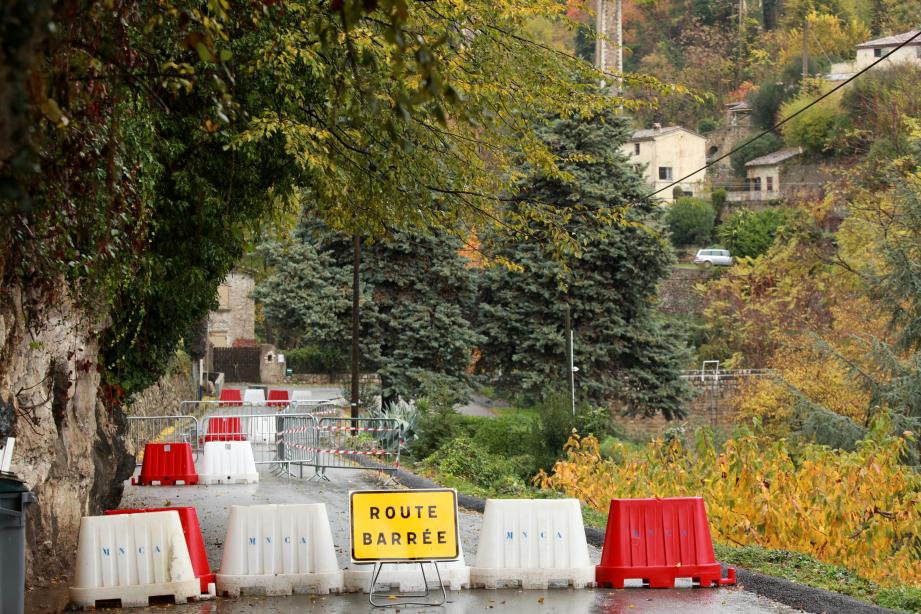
left=802, top=18, right=809, bottom=80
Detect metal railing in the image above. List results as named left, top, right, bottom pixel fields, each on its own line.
left=126, top=415, right=200, bottom=466
left=680, top=368, right=775, bottom=383
left=287, top=399, right=341, bottom=417
left=274, top=413, right=321, bottom=477
left=199, top=412, right=288, bottom=464
left=179, top=399, right=282, bottom=415
left=128, top=402, right=401, bottom=480
left=309, top=417, right=402, bottom=481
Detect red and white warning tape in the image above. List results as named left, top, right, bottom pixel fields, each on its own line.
left=286, top=445, right=393, bottom=456
left=317, top=425, right=400, bottom=433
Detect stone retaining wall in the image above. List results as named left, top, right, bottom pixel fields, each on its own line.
left=612, top=380, right=743, bottom=440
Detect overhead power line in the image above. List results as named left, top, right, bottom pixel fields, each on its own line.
left=645, top=28, right=921, bottom=200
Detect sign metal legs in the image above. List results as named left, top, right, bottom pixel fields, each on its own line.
left=368, top=561, right=447, bottom=607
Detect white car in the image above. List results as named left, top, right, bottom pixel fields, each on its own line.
left=693, top=248, right=733, bottom=266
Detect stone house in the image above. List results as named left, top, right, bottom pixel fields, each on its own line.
left=729, top=147, right=802, bottom=202
left=621, top=125, right=708, bottom=202
left=828, top=30, right=921, bottom=79
left=207, top=271, right=255, bottom=347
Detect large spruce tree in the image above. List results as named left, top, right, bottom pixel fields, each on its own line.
left=256, top=220, right=481, bottom=404
left=477, top=112, right=690, bottom=419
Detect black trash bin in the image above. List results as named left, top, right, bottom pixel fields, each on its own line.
left=0, top=476, right=37, bottom=614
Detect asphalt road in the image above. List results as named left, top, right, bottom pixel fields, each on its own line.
left=79, top=466, right=800, bottom=614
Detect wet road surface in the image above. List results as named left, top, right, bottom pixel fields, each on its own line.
left=27, top=465, right=798, bottom=613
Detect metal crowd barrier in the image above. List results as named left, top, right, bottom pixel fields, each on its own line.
left=287, top=399, right=341, bottom=417
left=273, top=413, right=320, bottom=477
left=309, top=417, right=402, bottom=482
left=181, top=399, right=342, bottom=418
left=179, top=399, right=283, bottom=416
left=128, top=403, right=402, bottom=480
left=126, top=415, right=200, bottom=466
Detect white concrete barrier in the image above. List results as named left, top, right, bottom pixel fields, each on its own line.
left=245, top=414, right=277, bottom=444
left=216, top=504, right=342, bottom=596
left=198, top=441, right=259, bottom=485
left=343, top=542, right=470, bottom=592
left=69, top=511, right=200, bottom=608
left=470, top=498, right=594, bottom=589
left=244, top=389, right=266, bottom=404
left=291, top=390, right=312, bottom=402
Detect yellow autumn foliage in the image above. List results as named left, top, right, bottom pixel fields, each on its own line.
left=539, top=431, right=921, bottom=588
left=778, top=12, right=870, bottom=70
left=735, top=343, right=874, bottom=429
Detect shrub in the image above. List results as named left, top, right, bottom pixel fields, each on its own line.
left=472, top=416, right=535, bottom=455
left=411, top=398, right=463, bottom=460
left=697, top=117, right=718, bottom=134
left=338, top=378, right=382, bottom=412
left=666, top=197, right=716, bottom=246
left=717, top=208, right=797, bottom=259
left=730, top=133, right=785, bottom=177
left=839, top=64, right=921, bottom=152
left=422, top=436, right=526, bottom=494
left=409, top=374, right=473, bottom=459
left=284, top=344, right=347, bottom=375
left=710, top=188, right=727, bottom=221
left=366, top=399, right=419, bottom=449
left=780, top=85, right=847, bottom=155
left=527, top=392, right=624, bottom=472
left=750, top=80, right=790, bottom=131
left=748, top=57, right=822, bottom=130
left=539, top=429, right=921, bottom=589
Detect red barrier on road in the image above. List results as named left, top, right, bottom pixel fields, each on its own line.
left=105, top=506, right=215, bottom=595
left=132, top=442, right=198, bottom=486
left=267, top=389, right=290, bottom=408
left=203, top=417, right=246, bottom=442
left=218, top=388, right=243, bottom=406
left=596, top=497, right=735, bottom=588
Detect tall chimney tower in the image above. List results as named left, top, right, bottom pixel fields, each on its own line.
left=594, top=0, right=624, bottom=79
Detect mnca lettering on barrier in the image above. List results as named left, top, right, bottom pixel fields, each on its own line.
left=350, top=489, right=459, bottom=562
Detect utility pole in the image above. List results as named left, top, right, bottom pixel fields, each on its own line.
left=802, top=18, right=809, bottom=80
left=736, top=0, right=747, bottom=81
left=350, top=235, right=361, bottom=419
left=563, top=304, right=576, bottom=419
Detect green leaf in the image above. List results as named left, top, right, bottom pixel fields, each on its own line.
left=195, top=42, right=213, bottom=63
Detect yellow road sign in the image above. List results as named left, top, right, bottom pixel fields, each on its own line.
left=350, top=489, right=459, bottom=562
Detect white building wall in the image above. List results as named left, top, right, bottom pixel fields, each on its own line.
left=832, top=44, right=921, bottom=74
left=621, top=129, right=707, bottom=202
left=746, top=164, right=781, bottom=197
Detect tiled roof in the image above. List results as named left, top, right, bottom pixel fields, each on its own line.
left=745, top=147, right=802, bottom=167
left=629, top=126, right=703, bottom=141
left=857, top=30, right=921, bottom=49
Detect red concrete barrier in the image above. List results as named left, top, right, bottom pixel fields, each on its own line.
left=218, top=388, right=243, bottom=406
left=132, top=442, right=198, bottom=486
left=202, top=416, right=246, bottom=443
left=267, top=389, right=290, bottom=408
left=105, top=506, right=215, bottom=595
left=596, top=497, right=735, bottom=588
